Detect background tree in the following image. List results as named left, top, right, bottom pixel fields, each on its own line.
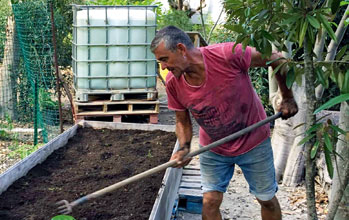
left=223, top=0, right=349, bottom=219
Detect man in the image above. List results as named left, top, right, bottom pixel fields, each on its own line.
left=151, top=26, right=298, bottom=220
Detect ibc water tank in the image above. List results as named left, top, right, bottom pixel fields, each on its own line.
left=72, top=5, right=157, bottom=101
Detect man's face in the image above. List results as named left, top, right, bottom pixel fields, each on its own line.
left=153, top=41, right=187, bottom=78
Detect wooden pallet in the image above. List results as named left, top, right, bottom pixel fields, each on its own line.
left=75, top=100, right=159, bottom=113
left=75, top=113, right=159, bottom=124
left=177, top=165, right=203, bottom=214
left=75, top=90, right=158, bottom=102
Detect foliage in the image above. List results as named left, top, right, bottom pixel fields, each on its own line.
left=158, top=9, right=193, bottom=31
left=51, top=215, right=76, bottom=220
left=249, top=68, right=274, bottom=116
left=0, top=0, right=11, bottom=63
left=8, top=142, right=39, bottom=159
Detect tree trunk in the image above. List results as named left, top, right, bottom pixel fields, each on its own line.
left=0, top=15, right=17, bottom=119
left=326, top=102, right=349, bottom=220
left=281, top=76, right=307, bottom=186
left=315, top=5, right=349, bottom=99
left=271, top=41, right=306, bottom=185
left=304, top=36, right=318, bottom=220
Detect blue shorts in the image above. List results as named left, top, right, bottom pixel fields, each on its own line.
left=199, top=138, right=278, bottom=201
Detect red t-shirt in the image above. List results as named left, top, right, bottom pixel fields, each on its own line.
left=166, top=42, right=270, bottom=156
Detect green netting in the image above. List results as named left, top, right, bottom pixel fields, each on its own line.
left=0, top=0, right=60, bottom=145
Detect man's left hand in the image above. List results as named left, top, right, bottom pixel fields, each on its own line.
left=277, top=97, right=298, bottom=120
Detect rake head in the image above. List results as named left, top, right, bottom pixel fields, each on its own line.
left=56, top=200, right=73, bottom=215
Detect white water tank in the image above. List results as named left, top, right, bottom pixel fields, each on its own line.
left=72, top=5, right=157, bottom=101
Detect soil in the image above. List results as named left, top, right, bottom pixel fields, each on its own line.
left=0, top=127, right=177, bottom=220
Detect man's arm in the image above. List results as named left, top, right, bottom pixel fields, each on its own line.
left=250, top=47, right=298, bottom=119
left=171, top=110, right=193, bottom=168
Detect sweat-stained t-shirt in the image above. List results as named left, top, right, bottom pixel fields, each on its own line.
left=166, top=42, right=270, bottom=156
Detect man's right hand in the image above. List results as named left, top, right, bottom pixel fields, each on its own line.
left=171, top=147, right=192, bottom=168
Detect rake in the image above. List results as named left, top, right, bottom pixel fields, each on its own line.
left=57, top=112, right=282, bottom=214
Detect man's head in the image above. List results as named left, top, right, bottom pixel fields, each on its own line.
left=151, top=26, right=194, bottom=78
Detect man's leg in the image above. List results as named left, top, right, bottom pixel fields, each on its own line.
left=202, top=191, right=223, bottom=220
left=257, top=196, right=282, bottom=220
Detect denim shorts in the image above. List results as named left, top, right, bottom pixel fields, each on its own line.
left=199, top=138, right=278, bottom=201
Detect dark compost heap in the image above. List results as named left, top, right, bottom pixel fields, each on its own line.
left=0, top=127, right=177, bottom=220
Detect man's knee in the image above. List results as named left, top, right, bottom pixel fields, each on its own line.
left=203, top=191, right=223, bottom=209
left=257, top=196, right=280, bottom=212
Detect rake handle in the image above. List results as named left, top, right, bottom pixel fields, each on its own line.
left=70, top=112, right=282, bottom=207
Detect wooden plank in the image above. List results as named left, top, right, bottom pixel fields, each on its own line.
left=184, top=164, right=200, bottom=170
left=81, top=121, right=175, bottom=132
left=181, top=176, right=202, bottom=182
left=76, top=110, right=159, bottom=116
left=76, top=100, right=160, bottom=105
left=179, top=188, right=203, bottom=197
left=183, top=169, right=201, bottom=176
left=0, top=124, right=79, bottom=194
left=180, top=182, right=202, bottom=189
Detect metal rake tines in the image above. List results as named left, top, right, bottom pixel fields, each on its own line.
left=56, top=200, right=73, bottom=214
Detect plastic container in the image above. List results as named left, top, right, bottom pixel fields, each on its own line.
left=72, top=5, right=157, bottom=101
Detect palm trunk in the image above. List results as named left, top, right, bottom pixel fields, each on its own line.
left=304, top=36, right=318, bottom=220
left=326, top=102, right=349, bottom=220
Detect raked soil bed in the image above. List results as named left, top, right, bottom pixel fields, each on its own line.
left=0, top=127, right=177, bottom=220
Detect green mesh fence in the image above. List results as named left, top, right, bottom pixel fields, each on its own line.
left=0, top=0, right=60, bottom=145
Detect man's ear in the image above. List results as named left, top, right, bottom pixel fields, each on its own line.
left=176, top=43, right=187, bottom=55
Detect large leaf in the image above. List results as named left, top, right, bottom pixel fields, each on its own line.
left=299, top=19, right=308, bottom=47
left=319, top=14, right=337, bottom=42
left=306, top=15, right=320, bottom=29
left=298, top=134, right=316, bottom=146
left=336, top=45, right=347, bottom=60
left=314, top=93, right=349, bottom=114
left=342, top=70, right=349, bottom=93
left=311, top=141, right=320, bottom=159
left=324, top=147, right=334, bottom=179
left=271, top=62, right=287, bottom=77
left=315, top=66, right=328, bottom=88
left=329, top=124, right=347, bottom=135
left=324, top=133, right=333, bottom=152
left=286, top=66, right=295, bottom=89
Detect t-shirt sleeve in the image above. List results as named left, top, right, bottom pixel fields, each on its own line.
left=224, top=43, right=252, bottom=74
left=166, top=75, right=186, bottom=111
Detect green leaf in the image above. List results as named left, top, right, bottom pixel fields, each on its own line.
left=271, top=62, right=287, bottom=77
left=324, top=133, right=334, bottom=152
left=225, top=24, right=245, bottom=34
left=319, top=14, right=337, bottom=42
left=297, top=134, right=316, bottom=146
left=331, top=0, right=341, bottom=14
left=342, top=70, right=349, bottom=93
left=324, top=148, right=334, bottom=179
left=314, top=93, right=349, bottom=114
left=262, top=37, right=272, bottom=57
left=315, top=66, right=328, bottom=88
left=306, top=15, right=320, bottom=29
left=261, top=30, right=275, bottom=42
left=299, top=19, right=308, bottom=47
left=311, top=141, right=320, bottom=159
left=258, top=9, right=269, bottom=19
left=336, top=45, right=347, bottom=60
left=51, top=215, right=76, bottom=220
left=286, top=66, right=295, bottom=89
left=306, top=123, right=322, bottom=134
left=266, top=57, right=284, bottom=65
left=329, top=124, right=347, bottom=135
